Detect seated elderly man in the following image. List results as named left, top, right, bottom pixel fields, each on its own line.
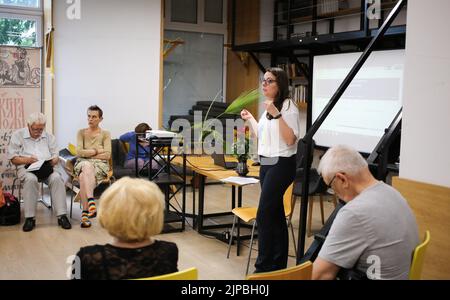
left=312, top=145, right=419, bottom=280
left=8, top=112, right=71, bottom=232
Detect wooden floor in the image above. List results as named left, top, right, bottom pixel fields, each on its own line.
left=0, top=183, right=337, bottom=280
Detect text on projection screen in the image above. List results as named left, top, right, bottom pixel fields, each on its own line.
left=312, top=49, right=405, bottom=153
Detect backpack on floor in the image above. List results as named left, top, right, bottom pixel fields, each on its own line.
left=0, top=191, right=21, bottom=226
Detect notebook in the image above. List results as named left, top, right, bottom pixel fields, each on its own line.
left=211, top=153, right=238, bottom=169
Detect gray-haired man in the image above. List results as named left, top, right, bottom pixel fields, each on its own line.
left=312, top=145, right=419, bottom=280
left=8, top=112, right=71, bottom=232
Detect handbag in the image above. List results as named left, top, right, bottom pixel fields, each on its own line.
left=0, top=192, right=21, bottom=226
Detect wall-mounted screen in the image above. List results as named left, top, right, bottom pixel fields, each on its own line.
left=312, top=49, right=405, bottom=153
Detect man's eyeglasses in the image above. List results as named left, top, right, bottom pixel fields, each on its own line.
left=325, top=174, right=337, bottom=190
left=30, top=127, right=44, bottom=133
left=261, top=78, right=276, bottom=85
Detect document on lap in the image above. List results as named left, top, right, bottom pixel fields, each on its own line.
left=25, top=159, right=54, bottom=181
left=26, top=159, right=52, bottom=172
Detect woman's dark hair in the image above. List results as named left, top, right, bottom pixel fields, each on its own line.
left=135, top=123, right=151, bottom=134
left=265, top=67, right=290, bottom=120
left=88, top=105, right=103, bottom=118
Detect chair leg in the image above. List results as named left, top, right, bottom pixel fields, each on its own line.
left=227, top=215, right=237, bottom=259
left=288, top=219, right=297, bottom=255
left=245, top=221, right=257, bottom=276
left=12, top=178, right=17, bottom=198
left=39, top=182, right=52, bottom=209
left=70, top=181, right=74, bottom=219
left=319, top=195, right=325, bottom=225
left=307, top=196, right=313, bottom=237
left=332, top=195, right=338, bottom=207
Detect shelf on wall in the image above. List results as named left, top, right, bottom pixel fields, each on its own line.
left=289, top=1, right=399, bottom=24
left=290, top=76, right=308, bottom=81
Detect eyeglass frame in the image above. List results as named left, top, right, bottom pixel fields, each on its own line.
left=261, top=78, right=276, bottom=86
left=323, top=173, right=340, bottom=190
left=29, top=125, right=45, bottom=133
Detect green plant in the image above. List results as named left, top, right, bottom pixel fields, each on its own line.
left=232, top=127, right=251, bottom=162
left=196, top=88, right=260, bottom=146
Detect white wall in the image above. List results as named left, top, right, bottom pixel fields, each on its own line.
left=400, top=0, right=450, bottom=188
left=54, top=0, right=161, bottom=148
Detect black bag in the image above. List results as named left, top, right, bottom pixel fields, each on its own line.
left=0, top=192, right=21, bottom=226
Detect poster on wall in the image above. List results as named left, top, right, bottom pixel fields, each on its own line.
left=0, top=46, right=41, bottom=192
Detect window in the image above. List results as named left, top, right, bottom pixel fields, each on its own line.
left=204, top=0, right=223, bottom=24
left=171, top=0, right=197, bottom=24
left=0, top=0, right=42, bottom=47
left=165, top=0, right=227, bottom=34
left=0, top=0, right=41, bottom=9
left=0, top=14, right=39, bottom=46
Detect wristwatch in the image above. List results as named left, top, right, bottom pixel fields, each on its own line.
left=273, top=113, right=282, bottom=119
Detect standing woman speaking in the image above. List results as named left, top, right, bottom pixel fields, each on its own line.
left=241, top=67, right=301, bottom=273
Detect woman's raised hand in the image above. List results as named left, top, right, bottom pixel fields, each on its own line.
left=240, top=109, right=254, bottom=121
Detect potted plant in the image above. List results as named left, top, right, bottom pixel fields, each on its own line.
left=232, top=126, right=250, bottom=176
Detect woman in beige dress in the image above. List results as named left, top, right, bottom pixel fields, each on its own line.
left=74, top=105, right=111, bottom=228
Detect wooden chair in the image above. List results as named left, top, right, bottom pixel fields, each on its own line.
left=69, top=157, right=115, bottom=218
left=246, top=261, right=312, bottom=280
left=135, top=267, right=198, bottom=280
left=409, top=230, right=430, bottom=280
left=226, top=183, right=296, bottom=275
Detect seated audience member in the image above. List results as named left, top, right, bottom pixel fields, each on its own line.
left=7, top=112, right=71, bottom=232
left=73, top=105, right=111, bottom=228
left=312, top=145, right=419, bottom=280
left=119, top=122, right=153, bottom=173
left=72, top=177, right=178, bottom=280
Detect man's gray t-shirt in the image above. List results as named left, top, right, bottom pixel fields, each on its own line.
left=318, top=182, right=419, bottom=280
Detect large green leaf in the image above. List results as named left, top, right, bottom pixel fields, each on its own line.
left=221, top=89, right=260, bottom=116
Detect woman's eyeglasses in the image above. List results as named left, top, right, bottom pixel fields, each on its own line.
left=261, top=78, right=276, bottom=85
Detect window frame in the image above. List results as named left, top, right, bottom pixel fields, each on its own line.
left=164, top=0, right=228, bottom=102
left=165, top=0, right=227, bottom=35
left=0, top=0, right=42, bottom=11
left=0, top=12, right=42, bottom=47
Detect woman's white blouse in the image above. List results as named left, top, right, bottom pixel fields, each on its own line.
left=257, top=99, right=301, bottom=157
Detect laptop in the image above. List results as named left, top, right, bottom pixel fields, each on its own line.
left=212, top=153, right=238, bottom=169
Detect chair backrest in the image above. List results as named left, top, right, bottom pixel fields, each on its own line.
left=283, top=183, right=295, bottom=219
left=136, top=267, right=198, bottom=280
left=409, top=230, right=430, bottom=280
left=107, top=156, right=114, bottom=178
left=246, top=261, right=312, bottom=280
left=111, top=139, right=127, bottom=167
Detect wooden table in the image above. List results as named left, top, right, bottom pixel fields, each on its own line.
left=172, top=155, right=260, bottom=255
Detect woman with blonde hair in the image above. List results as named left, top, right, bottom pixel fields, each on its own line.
left=72, top=177, right=178, bottom=280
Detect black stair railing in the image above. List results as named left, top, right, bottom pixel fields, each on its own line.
left=296, top=0, right=407, bottom=262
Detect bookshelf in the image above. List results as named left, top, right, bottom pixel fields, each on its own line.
left=276, top=61, right=309, bottom=109
left=274, top=0, right=400, bottom=40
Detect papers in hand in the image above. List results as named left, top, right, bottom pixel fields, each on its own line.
left=26, top=159, right=49, bottom=172
left=221, top=176, right=259, bottom=186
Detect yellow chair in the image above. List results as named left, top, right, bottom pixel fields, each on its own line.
left=246, top=261, right=312, bottom=280
left=409, top=230, right=430, bottom=280
left=136, top=267, right=198, bottom=280
left=226, top=183, right=296, bottom=275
